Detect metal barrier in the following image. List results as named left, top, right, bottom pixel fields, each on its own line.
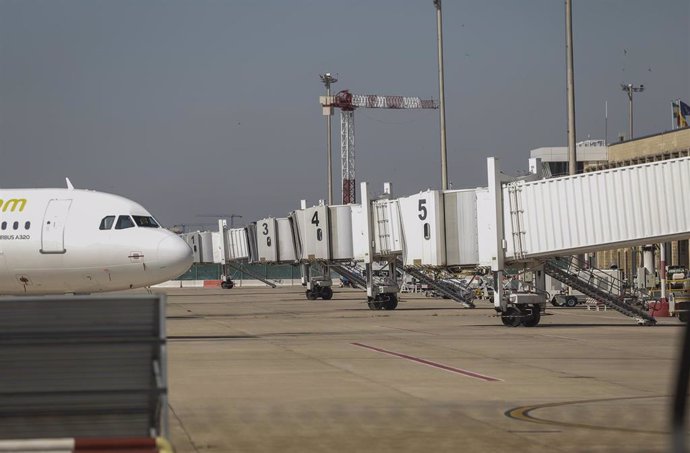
left=0, top=295, right=168, bottom=439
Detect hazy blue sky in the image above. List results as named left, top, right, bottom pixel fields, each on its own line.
left=1, top=0, right=688, bottom=228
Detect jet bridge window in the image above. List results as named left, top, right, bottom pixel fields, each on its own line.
left=115, top=215, right=135, bottom=230
left=99, top=216, right=116, bottom=230
left=132, top=216, right=160, bottom=228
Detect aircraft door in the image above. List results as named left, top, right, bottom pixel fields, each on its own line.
left=41, top=199, right=72, bottom=254
left=0, top=251, right=10, bottom=288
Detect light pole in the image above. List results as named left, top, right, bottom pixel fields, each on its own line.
left=230, top=214, right=242, bottom=228
left=433, top=0, right=448, bottom=190
left=565, top=0, right=577, bottom=175
left=621, top=83, right=644, bottom=140
left=621, top=82, right=645, bottom=285
left=320, top=73, right=338, bottom=204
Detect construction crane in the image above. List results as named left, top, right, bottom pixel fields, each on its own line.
left=320, top=90, right=438, bottom=204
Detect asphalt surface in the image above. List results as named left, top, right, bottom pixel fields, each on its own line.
left=160, top=286, right=688, bottom=452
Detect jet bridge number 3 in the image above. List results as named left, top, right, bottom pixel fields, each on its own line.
left=261, top=222, right=271, bottom=246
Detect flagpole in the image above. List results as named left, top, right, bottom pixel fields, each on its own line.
left=605, top=100, right=608, bottom=144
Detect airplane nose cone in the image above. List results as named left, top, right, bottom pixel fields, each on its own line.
left=157, top=235, right=194, bottom=276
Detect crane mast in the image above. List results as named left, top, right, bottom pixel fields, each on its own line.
left=321, top=90, right=438, bottom=204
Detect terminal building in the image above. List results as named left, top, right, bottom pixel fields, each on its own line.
left=530, top=127, right=690, bottom=280
left=530, top=139, right=608, bottom=176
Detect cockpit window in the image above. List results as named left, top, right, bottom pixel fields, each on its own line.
left=99, top=216, right=116, bottom=230
left=132, top=216, right=160, bottom=228
left=115, top=215, right=135, bottom=230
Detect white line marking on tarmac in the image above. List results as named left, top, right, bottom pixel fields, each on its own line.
left=352, top=342, right=502, bottom=382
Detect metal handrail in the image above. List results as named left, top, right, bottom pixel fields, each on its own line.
left=551, top=256, right=628, bottom=298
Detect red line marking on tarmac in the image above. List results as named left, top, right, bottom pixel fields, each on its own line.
left=351, top=342, right=502, bottom=382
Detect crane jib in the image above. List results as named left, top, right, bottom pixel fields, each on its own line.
left=326, top=90, right=438, bottom=110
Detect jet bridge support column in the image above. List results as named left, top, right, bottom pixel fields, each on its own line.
left=304, top=262, right=333, bottom=300
left=487, top=157, right=545, bottom=327
left=487, top=158, right=507, bottom=313
left=301, top=263, right=310, bottom=286
left=651, top=243, right=671, bottom=317
left=533, top=265, right=546, bottom=294
left=361, top=182, right=399, bottom=310
left=643, top=245, right=656, bottom=279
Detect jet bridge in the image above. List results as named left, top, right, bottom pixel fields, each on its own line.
left=255, top=217, right=298, bottom=264
left=289, top=202, right=357, bottom=300
left=207, top=155, right=690, bottom=325
left=213, top=220, right=277, bottom=289
left=357, top=183, right=481, bottom=310
left=484, top=156, right=690, bottom=325
left=347, top=156, right=690, bottom=324
left=497, top=156, right=690, bottom=262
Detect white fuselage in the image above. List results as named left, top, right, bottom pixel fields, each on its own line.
left=0, top=188, right=193, bottom=295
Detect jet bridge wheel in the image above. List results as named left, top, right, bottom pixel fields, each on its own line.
left=521, top=304, right=541, bottom=327
left=367, top=295, right=390, bottom=310
left=221, top=279, right=234, bottom=289
left=382, top=294, right=398, bottom=310
left=306, top=290, right=318, bottom=300
left=500, top=307, right=522, bottom=327
left=321, top=287, right=333, bottom=300
left=367, top=301, right=383, bottom=310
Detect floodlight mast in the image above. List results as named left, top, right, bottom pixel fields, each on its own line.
left=565, top=0, right=577, bottom=175
left=320, top=73, right=338, bottom=205
left=433, top=0, right=449, bottom=188
left=621, top=83, right=645, bottom=140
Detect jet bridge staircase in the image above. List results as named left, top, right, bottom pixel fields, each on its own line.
left=224, top=262, right=277, bottom=288
left=544, top=256, right=656, bottom=325
left=398, top=259, right=476, bottom=308
left=330, top=263, right=367, bottom=289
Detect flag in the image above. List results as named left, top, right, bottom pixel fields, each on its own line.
left=673, top=100, right=689, bottom=128
left=681, top=100, right=690, bottom=117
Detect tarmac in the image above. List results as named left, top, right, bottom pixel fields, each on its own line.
left=161, top=286, right=688, bottom=453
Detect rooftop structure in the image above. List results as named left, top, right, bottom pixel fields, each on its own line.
left=530, top=139, right=608, bottom=176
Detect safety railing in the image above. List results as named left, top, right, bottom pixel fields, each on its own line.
left=549, top=255, right=627, bottom=296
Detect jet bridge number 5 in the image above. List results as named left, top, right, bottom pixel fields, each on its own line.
left=418, top=198, right=431, bottom=240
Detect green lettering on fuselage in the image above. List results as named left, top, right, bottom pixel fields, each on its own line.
left=0, top=199, right=27, bottom=212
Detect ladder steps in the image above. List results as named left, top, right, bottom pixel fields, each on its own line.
left=399, top=259, right=475, bottom=308
left=330, top=264, right=367, bottom=290
left=544, top=260, right=655, bottom=325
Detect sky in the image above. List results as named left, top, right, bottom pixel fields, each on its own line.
left=0, top=0, right=688, bottom=229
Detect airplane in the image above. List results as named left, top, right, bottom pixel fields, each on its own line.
left=0, top=180, right=193, bottom=295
